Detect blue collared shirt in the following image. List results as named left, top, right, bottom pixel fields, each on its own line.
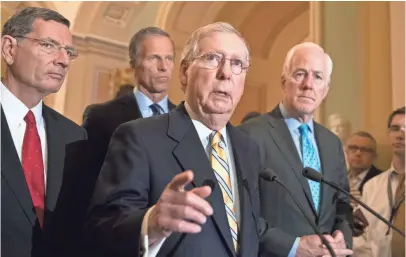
left=134, top=87, right=169, bottom=118
left=279, top=102, right=321, bottom=257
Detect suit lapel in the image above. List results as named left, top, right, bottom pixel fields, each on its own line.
left=168, top=100, right=176, bottom=111
left=227, top=125, right=254, bottom=257
left=168, top=103, right=235, bottom=256
left=43, top=106, right=66, bottom=220
left=314, top=124, right=335, bottom=217
left=267, top=107, right=317, bottom=216
left=1, top=107, right=37, bottom=226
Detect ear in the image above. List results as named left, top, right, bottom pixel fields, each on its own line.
left=281, top=75, right=286, bottom=89
left=179, top=59, right=189, bottom=92
left=1, top=35, right=18, bottom=65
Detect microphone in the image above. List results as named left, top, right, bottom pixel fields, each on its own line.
left=260, top=168, right=337, bottom=257
left=302, top=167, right=405, bottom=238
left=166, top=178, right=216, bottom=257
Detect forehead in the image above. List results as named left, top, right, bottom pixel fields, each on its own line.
left=30, top=19, right=72, bottom=45
left=390, top=113, right=405, bottom=126
left=140, top=35, right=174, bottom=55
left=198, top=32, right=248, bottom=58
left=348, top=135, right=375, bottom=147
left=290, top=48, right=326, bottom=73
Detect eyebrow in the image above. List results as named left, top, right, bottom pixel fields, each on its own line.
left=293, top=68, right=324, bottom=75
left=42, top=37, right=75, bottom=50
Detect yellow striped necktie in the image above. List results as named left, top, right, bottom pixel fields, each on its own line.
left=210, top=131, right=239, bottom=252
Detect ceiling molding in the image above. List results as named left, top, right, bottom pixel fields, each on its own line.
left=73, top=33, right=128, bottom=61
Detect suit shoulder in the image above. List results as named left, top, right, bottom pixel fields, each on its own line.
left=44, top=107, right=85, bottom=134
left=117, top=113, right=168, bottom=136
left=238, top=114, right=269, bottom=135
left=314, top=122, right=342, bottom=143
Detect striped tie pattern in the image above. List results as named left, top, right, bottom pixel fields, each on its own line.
left=210, top=131, right=238, bottom=252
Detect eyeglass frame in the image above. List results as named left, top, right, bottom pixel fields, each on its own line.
left=388, top=125, right=406, bottom=133
left=192, top=52, right=250, bottom=75
left=14, top=35, right=79, bottom=60
left=346, top=144, right=376, bottom=154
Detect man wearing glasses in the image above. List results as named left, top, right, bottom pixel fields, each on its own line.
left=353, top=106, right=405, bottom=257
left=86, top=22, right=276, bottom=257
left=345, top=131, right=382, bottom=208
left=1, top=7, right=86, bottom=257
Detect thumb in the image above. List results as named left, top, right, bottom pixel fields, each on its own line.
left=167, top=170, right=194, bottom=191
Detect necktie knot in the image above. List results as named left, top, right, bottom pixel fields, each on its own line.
left=24, top=110, right=36, bottom=128
left=211, top=131, right=224, bottom=147
left=298, top=124, right=309, bottom=136
left=150, top=103, right=162, bottom=116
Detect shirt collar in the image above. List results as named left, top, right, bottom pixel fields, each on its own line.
left=0, top=81, right=43, bottom=130
left=134, top=86, right=169, bottom=113
left=279, top=102, right=314, bottom=133
left=184, top=101, right=228, bottom=144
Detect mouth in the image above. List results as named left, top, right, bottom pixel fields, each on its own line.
left=393, top=142, right=405, bottom=148
left=48, top=73, right=64, bottom=80
left=213, top=90, right=230, bottom=98
left=298, top=96, right=315, bottom=101
left=155, top=76, right=169, bottom=82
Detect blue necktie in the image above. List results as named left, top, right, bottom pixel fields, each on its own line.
left=299, top=124, right=321, bottom=212
left=150, top=104, right=162, bottom=116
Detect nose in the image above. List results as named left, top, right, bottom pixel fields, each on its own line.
left=216, top=59, right=232, bottom=80
left=54, top=49, right=70, bottom=69
left=158, top=59, right=168, bottom=72
left=302, top=73, right=315, bottom=89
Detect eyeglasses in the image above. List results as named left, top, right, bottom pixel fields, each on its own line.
left=15, top=36, right=78, bottom=60
left=194, top=52, right=250, bottom=75
left=291, top=70, right=324, bottom=86
left=347, top=145, right=375, bottom=154
left=389, top=125, right=406, bottom=133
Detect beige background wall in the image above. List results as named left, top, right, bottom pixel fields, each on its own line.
left=1, top=1, right=404, bottom=169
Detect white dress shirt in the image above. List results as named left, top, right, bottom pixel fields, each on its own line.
left=352, top=164, right=404, bottom=257
left=140, top=102, right=240, bottom=257
left=0, top=82, right=48, bottom=187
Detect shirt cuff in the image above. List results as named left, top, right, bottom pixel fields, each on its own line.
left=141, top=206, right=167, bottom=257
left=288, top=237, right=300, bottom=257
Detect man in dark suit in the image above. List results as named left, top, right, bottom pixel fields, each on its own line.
left=82, top=27, right=177, bottom=176
left=239, top=42, right=353, bottom=257
left=1, top=7, right=86, bottom=257
left=86, top=22, right=279, bottom=257
left=345, top=131, right=382, bottom=196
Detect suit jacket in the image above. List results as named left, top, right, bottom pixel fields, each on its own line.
left=85, top=103, right=266, bottom=257
left=238, top=106, right=352, bottom=257
left=1, top=105, right=87, bottom=257
left=358, top=165, right=382, bottom=194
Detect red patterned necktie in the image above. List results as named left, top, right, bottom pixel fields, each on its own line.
left=22, top=110, right=45, bottom=227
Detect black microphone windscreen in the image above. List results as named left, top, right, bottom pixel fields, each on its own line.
left=202, top=178, right=216, bottom=191
left=260, top=168, right=277, bottom=182
left=302, top=167, right=323, bottom=182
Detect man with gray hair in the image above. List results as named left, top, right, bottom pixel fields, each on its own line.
left=86, top=22, right=273, bottom=257
left=239, top=42, right=353, bottom=257
left=1, top=7, right=86, bottom=257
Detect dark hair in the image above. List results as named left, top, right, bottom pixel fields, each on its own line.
left=349, top=131, right=377, bottom=144
left=128, top=26, right=174, bottom=68
left=387, top=106, right=405, bottom=128
left=2, top=7, right=70, bottom=38
left=241, top=111, right=261, bottom=123
left=115, top=84, right=135, bottom=99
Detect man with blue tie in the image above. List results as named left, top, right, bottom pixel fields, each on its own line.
left=239, top=42, right=353, bottom=257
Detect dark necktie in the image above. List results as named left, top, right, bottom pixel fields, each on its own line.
left=150, top=103, right=162, bottom=116
left=391, top=172, right=405, bottom=257
left=22, top=110, right=45, bottom=227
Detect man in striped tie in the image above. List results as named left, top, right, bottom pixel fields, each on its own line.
left=87, top=22, right=273, bottom=257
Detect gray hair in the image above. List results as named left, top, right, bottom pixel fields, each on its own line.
left=180, top=22, right=250, bottom=64
left=2, top=7, right=70, bottom=38
left=281, top=42, right=333, bottom=85
left=128, top=26, right=174, bottom=68
left=349, top=131, right=377, bottom=145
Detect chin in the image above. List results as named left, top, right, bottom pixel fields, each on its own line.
left=204, top=103, right=232, bottom=114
